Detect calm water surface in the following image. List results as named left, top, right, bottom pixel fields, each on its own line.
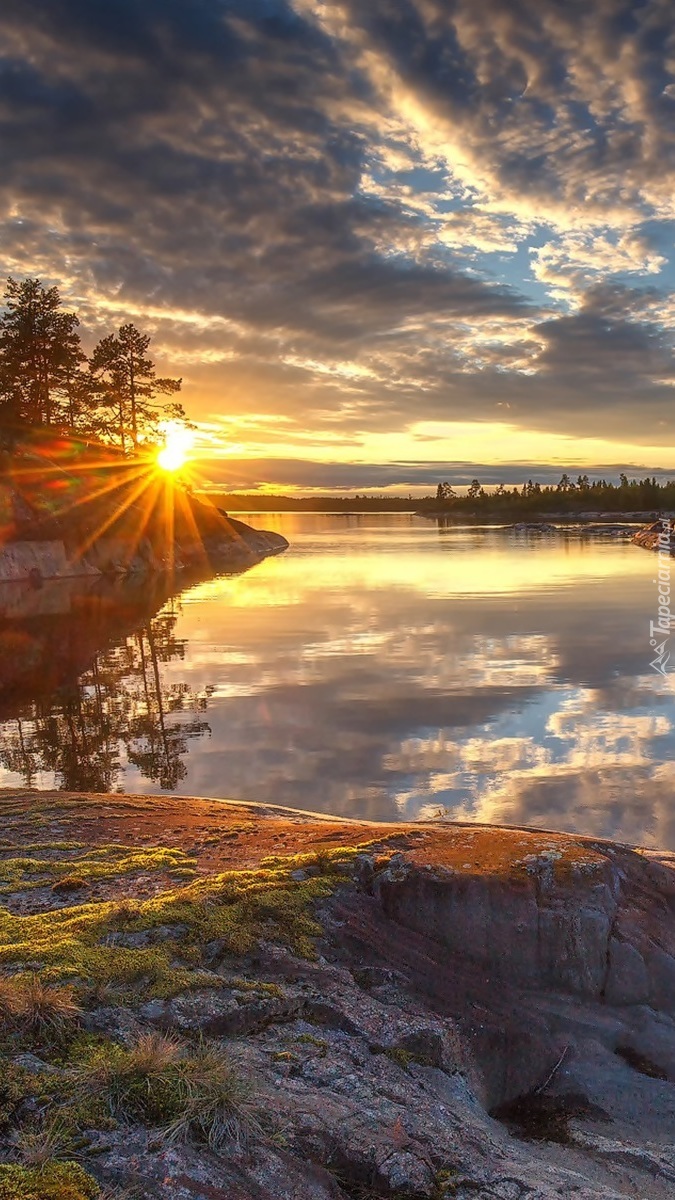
left=2, top=514, right=674, bottom=847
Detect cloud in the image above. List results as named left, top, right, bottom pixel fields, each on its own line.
left=531, top=231, right=667, bottom=298
left=318, top=0, right=675, bottom=228
left=202, top=455, right=675, bottom=492
left=0, top=0, right=674, bottom=469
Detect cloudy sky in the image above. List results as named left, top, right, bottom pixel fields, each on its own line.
left=2, top=0, right=675, bottom=492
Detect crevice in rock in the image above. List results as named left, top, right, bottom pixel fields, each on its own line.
left=615, top=1044, right=669, bottom=1080
left=490, top=1091, right=610, bottom=1146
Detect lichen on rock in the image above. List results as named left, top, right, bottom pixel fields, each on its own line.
left=1, top=790, right=675, bottom=1198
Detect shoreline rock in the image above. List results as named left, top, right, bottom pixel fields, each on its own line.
left=1, top=448, right=289, bottom=583
left=632, top=519, right=675, bottom=556
left=0, top=497, right=288, bottom=583
left=1, top=790, right=675, bottom=1198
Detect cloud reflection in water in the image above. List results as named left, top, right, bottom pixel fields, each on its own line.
left=1, top=515, right=673, bottom=847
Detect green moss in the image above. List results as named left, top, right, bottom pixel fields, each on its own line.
left=381, top=1046, right=431, bottom=1070
left=0, top=844, right=86, bottom=854
left=0, top=1060, right=30, bottom=1130
left=0, top=1052, right=114, bottom=1137
left=201, top=825, right=252, bottom=844
left=231, top=978, right=283, bottom=999
left=431, top=1168, right=459, bottom=1198
left=0, top=845, right=195, bottom=895
left=294, top=1033, right=328, bottom=1056
left=0, top=1162, right=99, bottom=1200
left=0, top=847, right=358, bottom=1002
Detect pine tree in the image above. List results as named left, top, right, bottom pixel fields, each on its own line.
left=436, top=481, right=456, bottom=502
left=0, top=277, right=85, bottom=443
left=89, top=324, right=184, bottom=452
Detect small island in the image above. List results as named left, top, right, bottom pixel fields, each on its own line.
left=0, top=278, right=287, bottom=590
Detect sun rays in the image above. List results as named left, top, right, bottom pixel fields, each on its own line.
left=156, top=423, right=195, bottom=475
left=5, top=433, right=213, bottom=575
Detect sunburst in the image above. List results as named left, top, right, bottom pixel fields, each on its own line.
left=156, top=423, right=195, bottom=474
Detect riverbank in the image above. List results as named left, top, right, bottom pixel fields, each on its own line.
left=1, top=790, right=675, bottom=1199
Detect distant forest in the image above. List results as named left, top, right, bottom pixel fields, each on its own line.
left=211, top=474, right=674, bottom=516
left=420, top=474, right=674, bottom=517
left=0, top=277, right=187, bottom=456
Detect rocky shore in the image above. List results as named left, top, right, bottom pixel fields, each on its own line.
left=1, top=791, right=675, bottom=1199
left=632, top=520, right=675, bottom=556
left=0, top=450, right=288, bottom=584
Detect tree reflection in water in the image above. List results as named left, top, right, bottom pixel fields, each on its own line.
left=0, top=579, right=213, bottom=792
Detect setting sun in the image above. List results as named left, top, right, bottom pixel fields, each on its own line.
left=156, top=424, right=194, bottom=473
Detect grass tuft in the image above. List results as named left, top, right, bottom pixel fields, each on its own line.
left=18, top=977, right=81, bottom=1039
left=52, top=877, right=90, bottom=895
left=0, top=977, right=25, bottom=1021
left=83, top=1033, right=261, bottom=1152
left=163, top=1039, right=262, bottom=1153
left=9, top=1115, right=78, bottom=1169
left=0, top=975, right=80, bottom=1041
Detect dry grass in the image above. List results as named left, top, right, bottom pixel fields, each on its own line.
left=164, top=1039, right=263, bottom=1153
left=9, top=1116, right=77, bottom=1169
left=114, top=1030, right=182, bottom=1077
left=52, top=877, right=90, bottom=895
left=87, top=1031, right=182, bottom=1123
left=0, top=975, right=25, bottom=1020
left=18, top=976, right=81, bottom=1037
left=83, top=1032, right=261, bottom=1152
left=0, top=974, right=81, bottom=1038
left=107, top=901, right=143, bottom=926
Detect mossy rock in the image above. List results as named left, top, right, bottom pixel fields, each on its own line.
left=0, top=844, right=194, bottom=895
left=0, top=845, right=361, bottom=1003
left=0, top=1162, right=99, bottom=1200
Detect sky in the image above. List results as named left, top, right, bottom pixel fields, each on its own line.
left=1, top=0, right=675, bottom=493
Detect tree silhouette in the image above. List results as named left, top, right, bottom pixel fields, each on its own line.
left=90, top=324, right=184, bottom=452
left=123, top=620, right=209, bottom=790
left=0, top=276, right=194, bottom=456
left=0, top=278, right=86, bottom=445
left=0, top=714, right=41, bottom=787
left=436, top=482, right=456, bottom=502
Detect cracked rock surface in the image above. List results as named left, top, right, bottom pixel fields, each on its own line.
left=1, top=791, right=675, bottom=1199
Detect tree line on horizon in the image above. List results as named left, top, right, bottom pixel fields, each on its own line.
left=430, top=473, right=674, bottom=514
left=0, top=277, right=187, bottom=456
left=209, top=472, right=675, bottom=514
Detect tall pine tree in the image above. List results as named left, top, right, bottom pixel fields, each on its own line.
left=90, top=324, right=183, bottom=452
left=0, top=277, right=86, bottom=444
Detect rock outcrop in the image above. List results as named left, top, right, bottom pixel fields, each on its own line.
left=633, top=519, right=675, bottom=556
left=0, top=444, right=288, bottom=581
left=2, top=793, right=675, bottom=1199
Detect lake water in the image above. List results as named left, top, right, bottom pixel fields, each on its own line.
left=2, top=514, right=675, bottom=848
